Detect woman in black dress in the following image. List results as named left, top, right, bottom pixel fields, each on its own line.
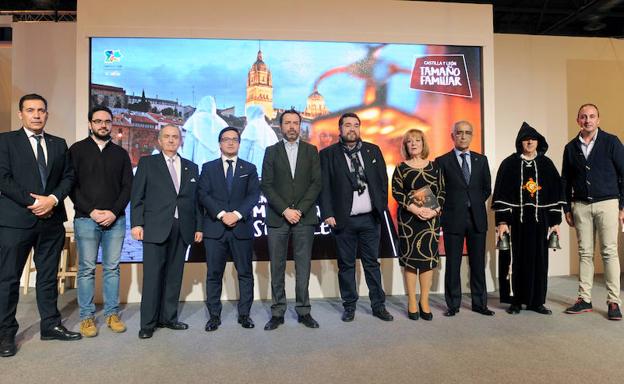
left=392, top=129, right=444, bottom=320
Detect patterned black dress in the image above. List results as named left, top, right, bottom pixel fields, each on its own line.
left=392, top=161, right=445, bottom=270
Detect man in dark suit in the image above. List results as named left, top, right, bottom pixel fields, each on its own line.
left=436, top=120, right=494, bottom=317
left=0, top=94, right=80, bottom=358
left=198, top=127, right=260, bottom=331
left=261, top=109, right=322, bottom=330
left=319, top=112, right=393, bottom=322
left=131, top=124, right=203, bottom=339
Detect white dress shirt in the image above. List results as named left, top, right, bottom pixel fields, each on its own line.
left=283, top=138, right=300, bottom=178
left=23, top=127, right=57, bottom=205
left=216, top=154, right=242, bottom=220
left=343, top=151, right=373, bottom=216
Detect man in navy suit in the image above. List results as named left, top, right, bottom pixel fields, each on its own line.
left=131, top=124, right=203, bottom=339
left=198, top=127, right=260, bottom=331
left=0, top=94, right=80, bottom=357
left=435, top=120, right=494, bottom=317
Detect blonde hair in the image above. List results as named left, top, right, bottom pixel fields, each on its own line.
left=401, top=129, right=429, bottom=160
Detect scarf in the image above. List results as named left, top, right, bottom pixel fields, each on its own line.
left=340, top=137, right=367, bottom=195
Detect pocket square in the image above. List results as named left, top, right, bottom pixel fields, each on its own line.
left=190, top=178, right=196, bottom=182
left=239, top=174, right=249, bottom=178
left=372, top=159, right=377, bottom=163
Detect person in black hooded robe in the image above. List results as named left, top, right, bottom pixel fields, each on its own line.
left=492, top=122, right=565, bottom=315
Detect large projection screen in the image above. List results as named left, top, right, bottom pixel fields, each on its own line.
left=89, top=37, right=483, bottom=263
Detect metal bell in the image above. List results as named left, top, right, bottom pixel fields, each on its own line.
left=496, top=232, right=510, bottom=251
left=548, top=231, right=562, bottom=250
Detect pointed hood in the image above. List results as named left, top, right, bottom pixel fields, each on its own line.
left=515, top=121, right=548, bottom=155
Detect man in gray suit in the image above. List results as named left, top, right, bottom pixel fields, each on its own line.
left=131, top=125, right=203, bottom=339
left=261, top=109, right=322, bottom=330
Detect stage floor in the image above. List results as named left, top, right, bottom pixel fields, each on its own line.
left=3, top=276, right=624, bottom=384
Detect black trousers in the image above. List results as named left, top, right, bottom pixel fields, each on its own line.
left=443, top=212, right=487, bottom=310
left=141, top=219, right=187, bottom=330
left=0, top=221, right=65, bottom=337
left=333, top=213, right=386, bottom=311
left=204, top=230, right=254, bottom=317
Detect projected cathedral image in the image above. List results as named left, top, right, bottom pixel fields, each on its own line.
left=89, top=38, right=483, bottom=262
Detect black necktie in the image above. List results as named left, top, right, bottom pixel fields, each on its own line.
left=226, top=159, right=234, bottom=192
left=460, top=153, right=470, bottom=184
left=33, top=135, right=47, bottom=189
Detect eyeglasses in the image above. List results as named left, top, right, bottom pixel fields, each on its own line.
left=455, top=130, right=473, bottom=136
left=220, top=137, right=240, bottom=143
left=91, top=119, right=113, bottom=126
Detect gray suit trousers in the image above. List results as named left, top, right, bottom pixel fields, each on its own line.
left=267, top=222, right=315, bottom=316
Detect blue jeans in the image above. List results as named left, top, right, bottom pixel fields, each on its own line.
left=75, top=216, right=126, bottom=320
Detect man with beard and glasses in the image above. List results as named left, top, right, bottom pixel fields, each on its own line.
left=319, top=112, right=393, bottom=322
left=261, top=109, right=322, bottom=330
left=68, top=106, right=133, bottom=337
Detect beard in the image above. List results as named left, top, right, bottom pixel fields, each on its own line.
left=341, top=132, right=359, bottom=143
left=92, top=129, right=111, bottom=141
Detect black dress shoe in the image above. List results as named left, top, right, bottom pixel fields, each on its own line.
left=528, top=305, right=552, bottom=315
left=205, top=316, right=221, bottom=332
left=506, top=304, right=521, bottom=314
left=157, top=321, right=189, bottom=330
left=138, top=328, right=154, bottom=339
left=238, top=315, right=255, bottom=329
left=264, top=316, right=284, bottom=331
left=298, top=314, right=320, bottom=328
left=472, top=306, right=495, bottom=316
left=419, top=302, right=433, bottom=321
left=407, top=310, right=419, bottom=320
left=0, top=336, right=17, bottom=357
left=372, top=307, right=394, bottom=321
left=444, top=308, right=459, bottom=317
left=341, top=308, right=355, bottom=322
left=40, top=325, right=82, bottom=341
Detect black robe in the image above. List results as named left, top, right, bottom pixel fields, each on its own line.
left=492, top=122, right=565, bottom=306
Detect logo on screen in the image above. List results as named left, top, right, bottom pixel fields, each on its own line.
left=410, top=54, right=472, bottom=98
left=104, top=50, right=122, bottom=64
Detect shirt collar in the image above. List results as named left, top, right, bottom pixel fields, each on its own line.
left=578, top=129, right=598, bottom=145
left=23, top=127, right=44, bottom=138
left=221, top=155, right=238, bottom=163
left=163, top=152, right=178, bottom=162
left=283, top=137, right=300, bottom=146
left=454, top=148, right=470, bottom=157
left=90, top=135, right=111, bottom=148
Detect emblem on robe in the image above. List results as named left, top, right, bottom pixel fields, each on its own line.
left=522, top=177, right=541, bottom=197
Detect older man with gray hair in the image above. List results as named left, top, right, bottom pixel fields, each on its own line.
left=435, top=121, right=494, bottom=317
left=131, top=124, right=203, bottom=339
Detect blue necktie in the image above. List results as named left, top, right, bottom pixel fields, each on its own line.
left=226, top=159, right=234, bottom=192
left=460, top=153, right=470, bottom=184
left=33, top=135, right=47, bottom=190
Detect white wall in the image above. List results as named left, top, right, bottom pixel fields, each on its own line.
left=11, top=22, right=76, bottom=140
left=0, top=16, right=12, bottom=133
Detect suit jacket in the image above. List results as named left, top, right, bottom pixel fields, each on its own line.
left=130, top=153, right=202, bottom=245
left=0, top=128, right=74, bottom=228
left=435, top=150, right=491, bottom=234
left=261, top=140, right=322, bottom=227
left=319, top=141, right=388, bottom=230
left=198, top=157, right=260, bottom=240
